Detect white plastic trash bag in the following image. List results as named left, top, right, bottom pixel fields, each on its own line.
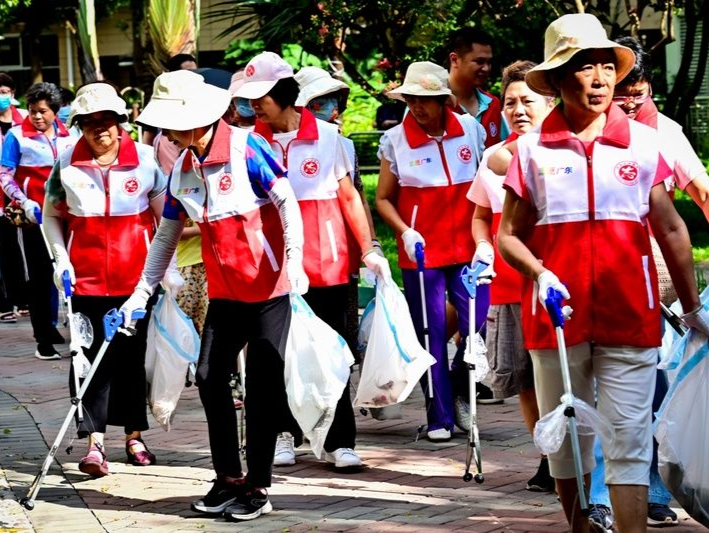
left=285, top=294, right=354, bottom=459
left=145, top=293, right=200, bottom=431
left=534, top=393, right=614, bottom=455
left=354, top=278, right=435, bottom=408
left=655, top=329, right=709, bottom=528
left=357, top=298, right=376, bottom=352
left=465, top=331, right=489, bottom=382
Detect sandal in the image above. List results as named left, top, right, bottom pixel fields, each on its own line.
left=126, top=437, right=156, bottom=466
left=0, top=311, right=16, bottom=324
left=79, top=444, right=109, bottom=478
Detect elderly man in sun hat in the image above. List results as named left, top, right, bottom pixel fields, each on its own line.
left=122, top=69, right=307, bottom=522
left=497, top=13, right=709, bottom=531
left=376, top=61, right=487, bottom=442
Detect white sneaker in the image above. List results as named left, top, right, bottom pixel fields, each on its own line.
left=324, top=448, right=362, bottom=468
left=273, top=432, right=295, bottom=466
left=427, top=428, right=451, bottom=442
left=454, top=396, right=471, bottom=431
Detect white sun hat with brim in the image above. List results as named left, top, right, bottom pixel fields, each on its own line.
left=525, top=13, right=636, bottom=97
left=233, top=52, right=295, bottom=100
left=67, top=83, right=129, bottom=128
left=295, top=66, right=349, bottom=107
left=387, top=61, right=452, bottom=101
left=137, top=70, right=231, bottom=131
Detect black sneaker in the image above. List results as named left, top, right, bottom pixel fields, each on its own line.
left=526, top=457, right=555, bottom=492
left=224, top=489, right=273, bottom=521
left=34, top=343, right=61, bottom=361
left=191, top=478, right=242, bottom=514
left=476, top=383, right=503, bottom=405
left=588, top=504, right=614, bottom=532
left=647, top=503, right=678, bottom=527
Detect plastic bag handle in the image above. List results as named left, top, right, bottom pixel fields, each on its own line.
left=415, top=242, right=424, bottom=272
left=460, top=261, right=489, bottom=299
left=545, top=288, right=565, bottom=329
left=62, top=270, right=72, bottom=298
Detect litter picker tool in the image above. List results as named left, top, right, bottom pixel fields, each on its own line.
left=661, top=302, right=688, bottom=337
left=460, top=261, right=490, bottom=483
left=414, top=243, right=433, bottom=399
left=20, top=307, right=146, bottom=511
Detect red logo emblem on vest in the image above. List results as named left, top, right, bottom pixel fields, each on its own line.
left=301, top=158, right=320, bottom=177
left=614, top=161, right=639, bottom=186
left=218, top=172, right=234, bottom=194
left=245, top=64, right=255, bottom=77
left=457, top=145, right=472, bottom=163
left=122, top=177, right=139, bottom=196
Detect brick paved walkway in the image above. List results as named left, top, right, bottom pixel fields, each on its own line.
left=0, top=316, right=703, bottom=532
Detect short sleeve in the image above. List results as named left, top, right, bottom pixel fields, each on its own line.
left=149, top=164, right=168, bottom=200
left=467, top=172, right=491, bottom=207
left=245, top=132, right=287, bottom=199
left=44, top=161, right=66, bottom=208
left=1, top=131, right=22, bottom=169
left=669, top=133, right=707, bottom=190
left=333, top=136, right=355, bottom=181
left=652, top=154, right=673, bottom=188
left=161, top=175, right=187, bottom=221
left=377, top=133, right=398, bottom=177
left=503, top=151, right=530, bottom=201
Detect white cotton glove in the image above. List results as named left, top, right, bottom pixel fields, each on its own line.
left=119, top=286, right=151, bottom=328
left=51, top=245, right=76, bottom=295
left=537, top=270, right=570, bottom=306
left=371, top=239, right=385, bottom=258
left=472, top=240, right=496, bottom=285
left=363, top=250, right=392, bottom=282
left=286, top=249, right=309, bottom=295
left=21, top=199, right=41, bottom=224
left=402, top=228, right=425, bottom=263
left=682, top=305, right=709, bottom=337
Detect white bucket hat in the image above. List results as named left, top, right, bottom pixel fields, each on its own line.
left=387, top=62, right=452, bottom=101
left=67, top=83, right=128, bottom=128
left=137, top=70, right=231, bottom=131
left=295, top=67, right=349, bottom=107
left=526, top=13, right=636, bottom=97
left=233, top=52, right=294, bottom=100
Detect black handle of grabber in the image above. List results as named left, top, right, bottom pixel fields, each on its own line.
left=544, top=288, right=565, bottom=329
left=415, top=242, right=424, bottom=272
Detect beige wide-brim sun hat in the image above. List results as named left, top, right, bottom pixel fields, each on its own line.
left=67, top=83, right=129, bottom=128
left=137, top=70, right=232, bottom=131
left=387, top=61, right=452, bottom=101
left=526, top=13, right=636, bottom=97
left=295, top=66, right=349, bottom=107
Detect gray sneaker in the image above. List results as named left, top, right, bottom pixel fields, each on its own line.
left=589, top=504, right=614, bottom=532
left=273, top=432, right=296, bottom=466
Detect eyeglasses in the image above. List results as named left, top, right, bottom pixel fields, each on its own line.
left=612, top=93, right=652, bottom=106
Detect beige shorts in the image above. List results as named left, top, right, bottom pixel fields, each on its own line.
left=485, top=304, right=534, bottom=399
left=530, top=343, right=657, bottom=485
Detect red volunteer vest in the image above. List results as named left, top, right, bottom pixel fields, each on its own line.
left=255, top=109, right=349, bottom=287
left=385, top=108, right=483, bottom=270
left=511, top=105, right=669, bottom=350
left=171, top=120, right=290, bottom=303
left=58, top=132, right=159, bottom=296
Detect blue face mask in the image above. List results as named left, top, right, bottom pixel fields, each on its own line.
left=308, top=97, right=339, bottom=122
left=0, top=94, right=12, bottom=112
left=57, top=105, right=71, bottom=124
left=235, top=98, right=255, bottom=118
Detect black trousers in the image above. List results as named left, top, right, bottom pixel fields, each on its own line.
left=18, top=225, right=55, bottom=344
left=71, top=295, right=151, bottom=437
left=196, top=295, right=291, bottom=488
left=0, top=217, right=28, bottom=312
left=286, top=284, right=357, bottom=452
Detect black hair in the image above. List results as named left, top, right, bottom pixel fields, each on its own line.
left=614, top=36, right=653, bottom=87
left=166, top=53, right=197, bottom=72
left=59, top=87, right=75, bottom=106
left=266, top=77, right=300, bottom=110
left=26, top=82, right=62, bottom=113
left=448, top=27, right=494, bottom=57
left=0, top=72, right=15, bottom=91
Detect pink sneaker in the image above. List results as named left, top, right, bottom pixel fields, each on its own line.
left=79, top=444, right=109, bottom=478
left=126, top=437, right=156, bottom=466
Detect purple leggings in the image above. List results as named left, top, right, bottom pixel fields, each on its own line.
left=402, top=264, right=490, bottom=432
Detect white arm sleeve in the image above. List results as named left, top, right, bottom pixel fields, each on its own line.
left=267, top=177, right=304, bottom=262
left=135, top=217, right=185, bottom=295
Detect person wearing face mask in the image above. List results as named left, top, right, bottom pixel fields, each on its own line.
left=235, top=53, right=391, bottom=471
left=41, top=82, right=180, bottom=478
left=0, top=82, right=78, bottom=360
left=468, top=60, right=556, bottom=492
left=227, top=71, right=257, bottom=130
